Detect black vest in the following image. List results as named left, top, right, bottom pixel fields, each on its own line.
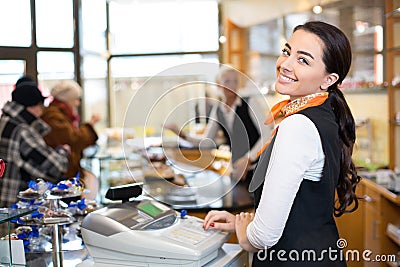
left=251, top=99, right=346, bottom=267
left=216, top=98, right=260, bottom=163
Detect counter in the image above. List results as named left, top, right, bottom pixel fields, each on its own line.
left=335, top=177, right=400, bottom=267
left=361, top=177, right=400, bottom=205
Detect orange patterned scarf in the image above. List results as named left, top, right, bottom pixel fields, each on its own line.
left=257, top=92, right=329, bottom=156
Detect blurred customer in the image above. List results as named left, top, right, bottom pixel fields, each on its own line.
left=41, top=80, right=100, bottom=200
left=166, top=65, right=272, bottom=183
left=0, top=79, right=70, bottom=208
left=14, top=75, right=35, bottom=87
left=194, top=92, right=213, bottom=124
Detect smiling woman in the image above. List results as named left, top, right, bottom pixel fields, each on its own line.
left=203, top=21, right=360, bottom=267
left=275, top=30, right=339, bottom=98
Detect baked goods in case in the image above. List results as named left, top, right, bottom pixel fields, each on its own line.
left=144, top=162, right=174, bottom=180
left=18, top=187, right=40, bottom=198
left=50, top=177, right=84, bottom=197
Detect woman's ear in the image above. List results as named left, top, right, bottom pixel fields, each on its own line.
left=321, top=73, right=339, bottom=90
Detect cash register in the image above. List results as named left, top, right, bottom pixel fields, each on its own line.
left=78, top=183, right=248, bottom=267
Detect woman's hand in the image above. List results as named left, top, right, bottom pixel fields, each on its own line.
left=88, top=113, right=101, bottom=126
left=235, top=212, right=258, bottom=252
left=56, top=144, right=71, bottom=156
left=203, top=210, right=236, bottom=232
left=164, top=123, right=184, bottom=138
left=62, top=144, right=71, bottom=155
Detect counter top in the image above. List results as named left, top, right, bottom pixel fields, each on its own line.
left=360, top=178, right=400, bottom=205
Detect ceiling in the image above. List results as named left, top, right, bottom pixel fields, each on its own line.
left=110, top=0, right=385, bottom=28
left=221, top=0, right=341, bottom=27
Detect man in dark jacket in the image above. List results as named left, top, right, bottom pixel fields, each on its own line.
left=0, top=80, right=70, bottom=210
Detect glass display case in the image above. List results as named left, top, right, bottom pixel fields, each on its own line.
left=0, top=208, right=32, bottom=266
left=81, top=142, right=248, bottom=211
left=81, top=153, right=145, bottom=204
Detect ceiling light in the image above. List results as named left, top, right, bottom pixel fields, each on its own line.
left=312, top=5, right=323, bottom=14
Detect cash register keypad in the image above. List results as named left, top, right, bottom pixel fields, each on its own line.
left=164, top=218, right=217, bottom=245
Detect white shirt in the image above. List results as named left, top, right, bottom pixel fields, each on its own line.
left=185, top=96, right=272, bottom=163
left=246, top=114, right=325, bottom=249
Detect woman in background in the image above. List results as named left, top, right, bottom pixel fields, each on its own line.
left=41, top=80, right=100, bottom=200
left=203, top=21, right=360, bottom=266
left=166, top=65, right=272, bottom=184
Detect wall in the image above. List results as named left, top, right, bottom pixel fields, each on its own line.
left=265, top=91, right=389, bottom=166
left=346, top=92, right=388, bottom=166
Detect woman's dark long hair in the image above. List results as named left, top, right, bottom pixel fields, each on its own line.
left=294, top=21, right=361, bottom=217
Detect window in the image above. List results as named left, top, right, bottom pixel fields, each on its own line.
left=37, top=51, right=76, bottom=98
left=37, top=52, right=75, bottom=80
left=110, top=55, right=219, bottom=128
left=81, top=0, right=107, bottom=53
left=1, top=0, right=221, bottom=128
left=104, top=0, right=221, bottom=127
left=0, top=60, right=26, bottom=115
left=35, top=0, right=74, bottom=48
left=0, top=0, right=31, bottom=47
left=0, top=0, right=80, bottom=117
left=108, top=0, right=219, bottom=54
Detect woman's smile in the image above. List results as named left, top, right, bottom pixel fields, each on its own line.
left=277, top=73, right=297, bottom=84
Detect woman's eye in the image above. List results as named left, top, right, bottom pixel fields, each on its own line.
left=298, top=57, right=309, bottom=65
left=281, top=48, right=290, bottom=56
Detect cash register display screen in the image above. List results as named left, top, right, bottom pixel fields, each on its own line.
left=138, top=202, right=163, bottom=217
